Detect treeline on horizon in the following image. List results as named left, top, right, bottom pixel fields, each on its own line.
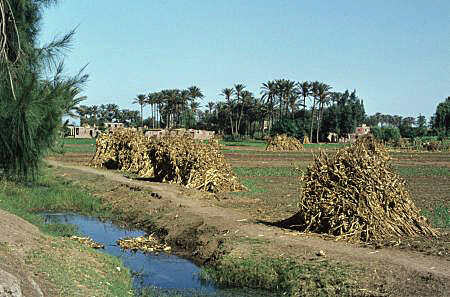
left=75, top=81, right=449, bottom=143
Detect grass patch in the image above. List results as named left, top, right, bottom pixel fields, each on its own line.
left=220, top=140, right=266, bottom=148
left=422, top=204, right=450, bottom=229
left=233, top=178, right=267, bottom=196
left=0, top=169, right=109, bottom=219
left=27, top=240, right=134, bottom=297
left=62, top=144, right=96, bottom=153
left=304, top=143, right=347, bottom=149
left=201, top=255, right=357, bottom=297
left=62, top=138, right=97, bottom=145
left=222, top=149, right=310, bottom=158
left=395, top=166, right=450, bottom=177
left=233, top=167, right=298, bottom=177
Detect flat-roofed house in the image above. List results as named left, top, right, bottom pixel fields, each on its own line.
left=66, top=125, right=99, bottom=138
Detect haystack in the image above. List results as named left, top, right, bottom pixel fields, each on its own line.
left=279, top=135, right=438, bottom=242
left=90, top=128, right=142, bottom=169
left=266, top=134, right=304, bottom=151
left=90, top=128, right=244, bottom=193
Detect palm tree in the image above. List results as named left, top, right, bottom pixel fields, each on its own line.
left=133, top=94, right=147, bottom=127
left=234, top=84, right=246, bottom=135
left=261, top=80, right=277, bottom=131
left=298, top=81, right=311, bottom=114
left=315, top=82, right=332, bottom=142
left=187, top=86, right=203, bottom=125
left=62, top=86, right=87, bottom=119
left=179, top=89, right=190, bottom=127
left=86, top=105, right=99, bottom=127
left=310, top=81, right=320, bottom=142
left=237, top=90, right=253, bottom=133
left=75, top=105, right=90, bottom=126
left=146, top=92, right=156, bottom=128
left=207, top=101, right=215, bottom=114
left=221, top=88, right=235, bottom=135
left=188, top=86, right=204, bottom=102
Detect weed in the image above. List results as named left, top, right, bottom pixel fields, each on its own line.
left=201, top=255, right=357, bottom=297
left=422, top=204, right=450, bottom=229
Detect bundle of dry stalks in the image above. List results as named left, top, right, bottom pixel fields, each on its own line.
left=90, top=128, right=244, bottom=193
left=303, top=135, right=310, bottom=144
left=279, top=135, right=438, bottom=242
left=90, top=128, right=141, bottom=169
left=266, top=134, right=304, bottom=151
left=117, top=235, right=171, bottom=253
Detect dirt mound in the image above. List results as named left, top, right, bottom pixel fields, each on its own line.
left=279, top=135, right=438, bottom=242
left=90, top=128, right=244, bottom=193
left=266, top=134, right=304, bottom=151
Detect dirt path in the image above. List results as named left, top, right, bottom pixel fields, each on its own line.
left=0, top=209, right=50, bottom=296
left=46, top=159, right=449, bottom=296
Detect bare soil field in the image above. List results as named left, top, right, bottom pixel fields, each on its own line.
left=43, top=141, right=450, bottom=296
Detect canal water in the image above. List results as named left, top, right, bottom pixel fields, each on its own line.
left=42, top=213, right=277, bottom=297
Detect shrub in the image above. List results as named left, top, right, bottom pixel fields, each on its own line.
left=270, top=119, right=305, bottom=139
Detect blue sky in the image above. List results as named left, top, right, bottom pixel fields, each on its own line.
left=40, top=1, right=449, bottom=121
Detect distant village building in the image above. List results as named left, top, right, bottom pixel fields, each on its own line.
left=66, top=125, right=99, bottom=139
left=355, top=124, right=370, bottom=137
left=339, top=124, right=371, bottom=143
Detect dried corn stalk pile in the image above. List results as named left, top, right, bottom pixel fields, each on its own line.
left=266, top=134, right=304, bottom=151
left=117, top=235, right=171, bottom=253
left=90, top=128, right=244, bottom=192
left=70, top=236, right=104, bottom=249
left=90, top=128, right=142, bottom=169
left=283, top=135, right=438, bottom=242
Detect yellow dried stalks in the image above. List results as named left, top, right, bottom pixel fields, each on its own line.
left=90, top=128, right=244, bottom=193
left=280, top=135, right=438, bottom=242
left=266, top=134, right=304, bottom=151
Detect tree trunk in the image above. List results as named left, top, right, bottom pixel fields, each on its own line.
left=309, top=98, right=316, bottom=142
left=316, top=102, right=322, bottom=143
left=229, top=112, right=234, bottom=135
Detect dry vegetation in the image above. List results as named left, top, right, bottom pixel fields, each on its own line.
left=90, top=128, right=244, bottom=192
left=265, top=134, right=304, bottom=151
left=278, top=136, right=438, bottom=242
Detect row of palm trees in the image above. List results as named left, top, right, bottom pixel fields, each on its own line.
left=133, top=86, right=203, bottom=129
left=78, top=79, right=364, bottom=142
left=259, top=80, right=332, bottom=141
left=76, top=104, right=141, bottom=127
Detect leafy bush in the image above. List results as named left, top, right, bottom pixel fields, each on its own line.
left=270, top=119, right=305, bottom=139
left=371, top=126, right=401, bottom=143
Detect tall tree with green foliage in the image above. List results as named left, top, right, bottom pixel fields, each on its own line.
left=221, top=88, right=235, bottom=135
left=261, top=80, right=277, bottom=131
left=432, top=97, right=450, bottom=136
left=0, top=0, right=87, bottom=180
left=132, top=94, right=147, bottom=127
